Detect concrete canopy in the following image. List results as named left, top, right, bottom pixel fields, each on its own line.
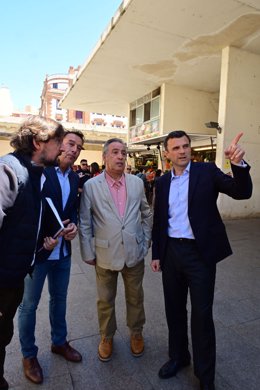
left=61, top=0, right=260, bottom=116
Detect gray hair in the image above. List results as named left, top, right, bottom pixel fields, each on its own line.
left=103, top=138, right=126, bottom=155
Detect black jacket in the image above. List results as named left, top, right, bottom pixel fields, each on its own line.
left=152, top=162, right=252, bottom=267
left=36, top=166, right=79, bottom=262
left=0, top=153, right=43, bottom=287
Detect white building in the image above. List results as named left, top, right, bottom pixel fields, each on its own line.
left=61, top=0, right=260, bottom=217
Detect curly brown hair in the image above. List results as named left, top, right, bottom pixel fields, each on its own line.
left=10, top=115, right=65, bottom=156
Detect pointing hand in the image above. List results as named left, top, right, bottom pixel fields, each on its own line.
left=224, top=132, right=245, bottom=164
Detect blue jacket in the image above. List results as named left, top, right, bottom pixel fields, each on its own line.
left=36, top=166, right=79, bottom=262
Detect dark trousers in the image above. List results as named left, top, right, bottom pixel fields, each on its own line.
left=0, top=285, right=24, bottom=378
left=162, top=237, right=216, bottom=384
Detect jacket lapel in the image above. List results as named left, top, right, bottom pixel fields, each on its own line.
left=124, top=174, right=133, bottom=222
left=43, top=168, right=63, bottom=214
left=188, top=162, right=200, bottom=206
left=63, top=171, right=78, bottom=213
left=163, top=172, right=171, bottom=217
left=100, top=173, right=122, bottom=221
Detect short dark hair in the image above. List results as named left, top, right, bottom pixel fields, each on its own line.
left=90, top=162, right=100, bottom=174
left=80, top=159, right=88, bottom=164
left=164, top=130, right=191, bottom=151
left=64, top=130, right=85, bottom=148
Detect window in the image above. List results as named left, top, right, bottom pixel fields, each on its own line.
left=144, top=102, right=151, bottom=122
left=75, top=111, right=83, bottom=120
left=53, top=83, right=58, bottom=89
left=129, top=88, right=160, bottom=131
left=56, top=100, right=61, bottom=110
left=152, top=87, right=160, bottom=98
left=136, top=106, right=144, bottom=125
left=130, top=109, right=136, bottom=127
left=56, top=114, right=63, bottom=121
left=151, top=96, right=160, bottom=118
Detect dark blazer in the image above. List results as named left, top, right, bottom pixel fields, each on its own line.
left=36, top=166, right=79, bottom=262
left=152, top=162, right=252, bottom=267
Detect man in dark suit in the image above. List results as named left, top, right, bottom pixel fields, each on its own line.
left=151, top=130, right=252, bottom=390
left=18, top=130, right=85, bottom=385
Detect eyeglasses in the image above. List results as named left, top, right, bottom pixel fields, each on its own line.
left=126, top=168, right=131, bottom=171
left=81, top=163, right=88, bottom=166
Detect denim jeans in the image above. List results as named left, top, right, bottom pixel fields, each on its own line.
left=18, top=256, right=71, bottom=358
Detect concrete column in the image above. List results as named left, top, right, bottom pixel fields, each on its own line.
left=217, top=46, right=260, bottom=217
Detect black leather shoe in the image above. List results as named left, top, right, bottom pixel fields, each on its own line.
left=158, top=358, right=190, bottom=379
left=200, top=382, right=215, bottom=390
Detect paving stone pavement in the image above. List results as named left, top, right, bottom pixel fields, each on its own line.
left=4, top=218, right=260, bottom=390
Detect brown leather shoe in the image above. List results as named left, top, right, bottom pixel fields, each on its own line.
left=130, top=333, right=144, bottom=357
left=51, top=341, right=82, bottom=362
left=98, top=336, right=113, bottom=362
left=22, top=357, right=43, bottom=384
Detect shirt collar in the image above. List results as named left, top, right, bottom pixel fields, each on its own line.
left=105, top=171, right=125, bottom=187
left=171, top=161, right=191, bottom=179
left=55, top=166, right=71, bottom=176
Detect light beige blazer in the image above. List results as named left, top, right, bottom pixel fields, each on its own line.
left=79, top=172, right=152, bottom=270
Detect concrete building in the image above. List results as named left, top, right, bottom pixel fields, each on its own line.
left=39, top=66, right=90, bottom=124
left=0, top=68, right=127, bottom=165
left=40, top=66, right=128, bottom=165
left=61, top=0, right=260, bottom=218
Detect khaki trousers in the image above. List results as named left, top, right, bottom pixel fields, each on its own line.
left=95, top=260, right=145, bottom=338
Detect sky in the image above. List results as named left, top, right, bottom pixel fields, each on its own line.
left=0, top=0, right=122, bottom=111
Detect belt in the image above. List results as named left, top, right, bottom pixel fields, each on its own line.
left=169, top=237, right=195, bottom=243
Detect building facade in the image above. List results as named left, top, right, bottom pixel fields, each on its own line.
left=40, top=66, right=128, bottom=165
left=61, top=0, right=260, bottom=218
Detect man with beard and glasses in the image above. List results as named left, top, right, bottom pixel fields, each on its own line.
left=18, top=130, right=84, bottom=385
left=0, top=115, right=65, bottom=390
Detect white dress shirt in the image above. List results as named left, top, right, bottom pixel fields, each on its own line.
left=168, top=162, right=195, bottom=239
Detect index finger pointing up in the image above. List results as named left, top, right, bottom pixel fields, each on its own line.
left=231, top=132, right=243, bottom=146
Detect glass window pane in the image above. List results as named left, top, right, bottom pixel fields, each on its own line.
left=136, top=105, right=144, bottom=125
left=130, top=109, right=136, bottom=126
left=144, top=102, right=151, bottom=122
left=151, top=97, right=160, bottom=118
